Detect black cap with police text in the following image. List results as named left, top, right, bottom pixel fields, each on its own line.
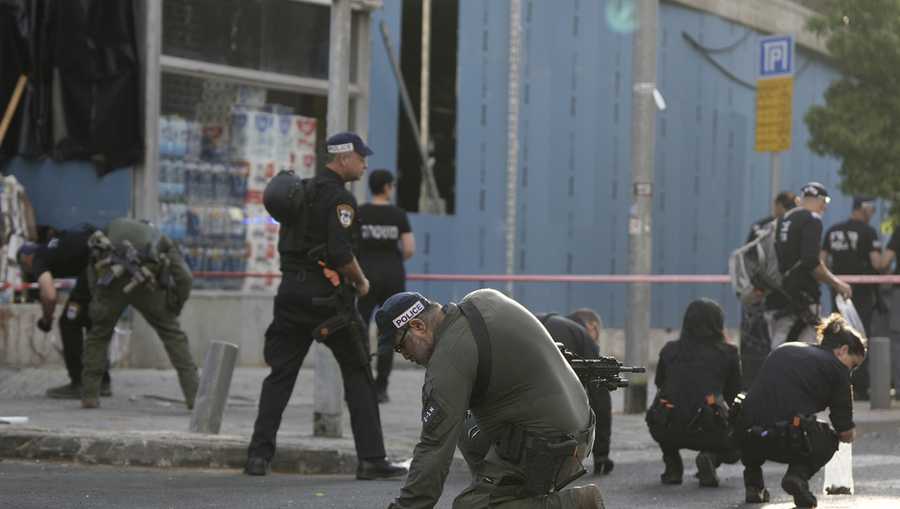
left=326, top=131, right=374, bottom=157
left=375, top=292, right=432, bottom=354
left=852, top=196, right=876, bottom=210
left=801, top=182, right=830, bottom=203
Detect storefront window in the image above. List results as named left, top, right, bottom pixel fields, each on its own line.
left=158, top=73, right=327, bottom=291
left=162, top=0, right=332, bottom=80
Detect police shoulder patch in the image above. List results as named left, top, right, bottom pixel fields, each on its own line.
left=422, top=399, right=446, bottom=433
left=336, top=203, right=355, bottom=228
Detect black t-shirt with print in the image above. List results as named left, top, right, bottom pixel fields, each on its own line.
left=357, top=203, right=411, bottom=266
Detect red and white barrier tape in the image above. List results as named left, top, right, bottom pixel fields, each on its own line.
left=191, top=272, right=900, bottom=285
left=0, top=280, right=76, bottom=291
left=4, top=273, right=898, bottom=291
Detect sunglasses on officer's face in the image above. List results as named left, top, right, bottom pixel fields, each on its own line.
left=394, top=327, right=411, bottom=353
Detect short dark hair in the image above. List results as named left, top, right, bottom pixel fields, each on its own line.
left=567, top=308, right=602, bottom=329
left=817, top=313, right=866, bottom=357
left=368, top=169, right=395, bottom=195
left=774, top=191, right=797, bottom=211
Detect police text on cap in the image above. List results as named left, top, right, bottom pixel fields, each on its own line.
left=327, top=143, right=354, bottom=154
left=392, top=301, right=426, bottom=328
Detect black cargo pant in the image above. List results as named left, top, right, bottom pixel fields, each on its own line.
left=740, top=301, right=771, bottom=388
left=587, top=383, right=612, bottom=458
left=357, top=260, right=405, bottom=394
left=58, top=272, right=110, bottom=386
left=648, top=422, right=739, bottom=469
left=740, top=421, right=839, bottom=490
left=248, top=271, right=387, bottom=462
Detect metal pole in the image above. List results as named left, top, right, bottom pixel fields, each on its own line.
left=314, top=0, right=353, bottom=438
left=137, top=0, right=161, bottom=224
left=378, top=21, right=444, bottom=214
left=625, top=0, right=659, bottom=414
left=869, top=337, right=891, bottom=410
left=419, top=0, right=431, bottom=150
left=504, top=0, right=522, bottom=296
left=771, top=151, right=781, bottom=199
left=189, top=341, right=239, bottom=434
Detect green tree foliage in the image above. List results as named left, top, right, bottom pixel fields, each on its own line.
left=804, top=0, right=900, bottom=217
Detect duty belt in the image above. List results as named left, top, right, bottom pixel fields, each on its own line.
left=493, top=413, right=595, bottom=497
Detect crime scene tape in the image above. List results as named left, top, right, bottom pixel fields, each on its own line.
left=190, top=272, right=900, bottom=284
left=5, top=274, right=899, bottom=291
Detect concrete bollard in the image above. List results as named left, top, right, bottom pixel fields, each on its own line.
left=313, top=342, right=343, bottom=437
left=190, top=341, right=239, bottom=434
left=869, top=337, right=891, bottom=410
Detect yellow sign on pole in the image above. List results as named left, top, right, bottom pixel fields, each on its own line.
left=754, top=76, right=793, bottom=152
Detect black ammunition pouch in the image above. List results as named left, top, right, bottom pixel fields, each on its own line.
left=495, top=417, right=593, bottom=497
left=687, top=399, right=730, bottom=434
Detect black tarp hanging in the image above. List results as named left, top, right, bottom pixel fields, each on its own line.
left=0, top=0, right=142, bottom=174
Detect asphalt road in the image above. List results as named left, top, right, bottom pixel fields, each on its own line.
left=2, top=422, right=899, bottom=509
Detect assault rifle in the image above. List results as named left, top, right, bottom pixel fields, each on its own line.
left=307, top=244, right=367, bottom=347
left=557, top=343, right=646, bottom=392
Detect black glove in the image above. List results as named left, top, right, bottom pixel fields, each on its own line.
left=36, top=316, right=53, bottom=333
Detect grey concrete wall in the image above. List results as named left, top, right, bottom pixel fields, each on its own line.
left=669, top=0, right=827, bottom=54
left=0, top=297, right=736, bottom=372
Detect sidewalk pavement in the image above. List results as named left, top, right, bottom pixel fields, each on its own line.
left=1, top=367, right=898, bottom=474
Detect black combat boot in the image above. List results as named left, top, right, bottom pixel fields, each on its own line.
left=660, top=452, right=683, bottom=485
left=695, top=451, right=720, bottom=487
left=745, top=486, right=770, bottom=503
left=782, top=473, right=817, bottom=508
left=46, top=383, right=82, bottom=399
left=244, top=457, right=271, bottom=476
left=594, top=456, right=614, bottom=476
left=356, top=458, right=408, bottom=480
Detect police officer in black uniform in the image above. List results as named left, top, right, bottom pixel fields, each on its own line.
left=737, top=314, right=864, bottom=508
left=357, top=169, right=414, bottom=403
left=17, top=226, right=112, bottom=399
left=765, top=182, right=851, bottom=346
left=536, top=311, right=614, bottom=476
left=645, top=299, right=741, bottom=488
left=741, top=191, right=796, bottom=386
left=880, top=227, right=900, bottom=398
left=244, top=132, right=406, bottom=480
left=821, top=196, right=882, bottom=400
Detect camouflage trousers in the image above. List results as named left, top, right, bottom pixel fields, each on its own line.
left=81, top=270, right=198, bottom=407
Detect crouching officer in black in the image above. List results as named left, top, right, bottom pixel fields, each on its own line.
left=737, top=314, right=865, bottom=508
left=245, top=132, right=406, bottom=480
left=17, top=225, right=112, bottom=399
left=536, top=310, right=614, bottom=476
left=379, top=289, right=605, bottom=508
left=645, top=299, right=742, bottom=488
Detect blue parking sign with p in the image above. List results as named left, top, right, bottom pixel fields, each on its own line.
left=759, top=35, right=794, bottom=78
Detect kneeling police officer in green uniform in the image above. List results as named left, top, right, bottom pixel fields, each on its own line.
left=80, top=218, right=198, bottom=409
left=377, top=289, right=605, bottom=509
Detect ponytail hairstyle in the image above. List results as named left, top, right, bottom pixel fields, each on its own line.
left=817, top=313, right=866, bottom=357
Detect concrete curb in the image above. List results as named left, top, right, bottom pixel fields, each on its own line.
left=0, top=428, right=356, bottom=474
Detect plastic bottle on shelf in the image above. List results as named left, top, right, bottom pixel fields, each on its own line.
left=159, top=116, right=172, bottom=157
left=212, top=163, right=229, bottom=205
left=158, top=159, right=171, bottom=202
left=173, top=159, right=186, bottom=201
